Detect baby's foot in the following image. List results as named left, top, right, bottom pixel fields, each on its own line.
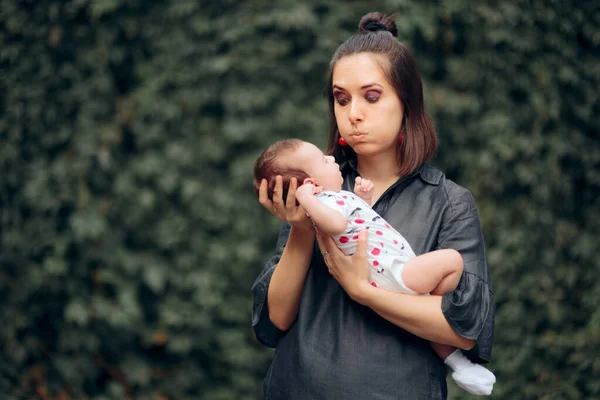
left=445, top=349, right=496, bottom=396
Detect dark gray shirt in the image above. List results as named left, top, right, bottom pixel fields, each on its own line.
left=251, top=163, right=494, bottom=400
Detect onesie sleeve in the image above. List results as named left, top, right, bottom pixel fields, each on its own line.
left=250, top=221, right=291, bottom=347
left=315, top=191, right=351, bottom=219
left=437, top=187, right=495, bottom=363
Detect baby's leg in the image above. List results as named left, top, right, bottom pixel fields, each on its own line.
left=401, top=249, right=463, bottom=295
left=406, top=249, right=463, bottom=372
left=428, top=287, right=496, bottom=396
left=430, top=342, right=456, bottom=360
left=404, top=251, right=495, bottom=394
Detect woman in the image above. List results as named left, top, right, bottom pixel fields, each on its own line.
left=252, top=12, right=494, bottom=399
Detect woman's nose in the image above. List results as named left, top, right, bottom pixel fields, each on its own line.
left=348, top=100, right=364, bottom=124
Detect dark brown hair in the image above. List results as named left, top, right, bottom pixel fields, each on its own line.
left=253, top=139, right=310, bottom=202
left=326, top=12, right=438, bottom=177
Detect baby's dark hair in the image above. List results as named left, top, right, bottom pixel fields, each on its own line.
left=253, top=139, right=310, bottom=202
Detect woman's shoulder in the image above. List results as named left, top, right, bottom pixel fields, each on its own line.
left=417, top=165, right=476, bottom=207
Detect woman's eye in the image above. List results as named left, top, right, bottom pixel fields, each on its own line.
left=334, top=93, right=349, bottom=106
left=365, top=91, right=381, bottom=103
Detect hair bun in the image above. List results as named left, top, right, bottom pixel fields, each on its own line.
left=364, top=21, right=388, bottom=32
left=358, top=12, right=398, bottom=38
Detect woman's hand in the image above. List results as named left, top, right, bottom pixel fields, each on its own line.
left=259, top=176, right=313, bottom=231
left=316, top=230, right=374, bottom=305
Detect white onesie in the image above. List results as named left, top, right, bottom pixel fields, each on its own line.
left=315, top=190, right=417, bottom=294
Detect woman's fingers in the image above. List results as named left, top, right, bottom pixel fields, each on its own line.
left=317, top=230, right=371, bottom=301
left=259, top=175, right=310, bottom=227
left=286, top=177, right=298, bottom=209
left=354, top=230, right=369, bottom=262
left=258, top=176, right=289, bottom=219
left=258, top=179, right=274, bottom=212
left=271, top=175, right=285, bottom=210
left=316, top=234, right=335, bottom=275
left=317, top=233, right=344, bottom=276
left=316, top=233, right=334, bottom=255
left=315, top=233, right=327, bottom=256
left=353, top=230, right=371, bottom=281
left=325, top=234, right=342, bottom=257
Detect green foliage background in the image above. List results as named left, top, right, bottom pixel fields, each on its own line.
left=1, top=0, right=598, bottom=399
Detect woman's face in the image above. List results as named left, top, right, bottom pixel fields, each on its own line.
left=332, top=53, right=404, bottom=157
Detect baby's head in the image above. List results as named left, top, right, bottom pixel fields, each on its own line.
left=253, top=139, right=343, bottom=202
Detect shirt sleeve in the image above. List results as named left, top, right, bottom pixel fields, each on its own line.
left=437, top=187, right=495, bottom=363
left=250, top=221, right=291, bottom=347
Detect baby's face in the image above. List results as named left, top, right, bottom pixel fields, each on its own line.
left=294, top=142, right=343, bottom=191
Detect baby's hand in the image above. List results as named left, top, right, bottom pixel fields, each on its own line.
left=354, top=176, right=374, bottom=204
left=296, top=182, right=322, bottom=202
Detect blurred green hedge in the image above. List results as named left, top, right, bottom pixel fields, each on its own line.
left=1, top=1, right=598, bottom=399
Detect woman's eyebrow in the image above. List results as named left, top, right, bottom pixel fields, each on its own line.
left=361, top=83, right=383, bottom=89
left=332, top=83, right=383, bottom=90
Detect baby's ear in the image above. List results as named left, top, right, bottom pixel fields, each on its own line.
left=303, top=177, right=316, bottom=186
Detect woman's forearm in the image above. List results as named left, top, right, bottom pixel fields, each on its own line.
left=267, top=225, right=315, bottom=331
left=360, top=285, right=475, bottom=349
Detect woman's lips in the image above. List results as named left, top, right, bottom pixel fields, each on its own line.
left=350, top=133, right=367, bottom=142
left=350, top=132, right=367, bottom=137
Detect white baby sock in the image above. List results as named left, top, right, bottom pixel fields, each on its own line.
left=444, top=349, right=496, bottom=396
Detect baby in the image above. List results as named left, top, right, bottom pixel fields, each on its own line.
left=254, top=139, right=496, bottom=396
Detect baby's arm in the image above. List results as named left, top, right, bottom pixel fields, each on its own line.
left=295, top=183, right=347, bottom=235
left=354, top=177, right=375, bottom=206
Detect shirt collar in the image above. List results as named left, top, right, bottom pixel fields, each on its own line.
left=341, top=159, right=441, bottom=186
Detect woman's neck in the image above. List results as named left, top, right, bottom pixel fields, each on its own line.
left=356, top=152, right=400, bottom=183
left=355, top=152, right=400, bottom=205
